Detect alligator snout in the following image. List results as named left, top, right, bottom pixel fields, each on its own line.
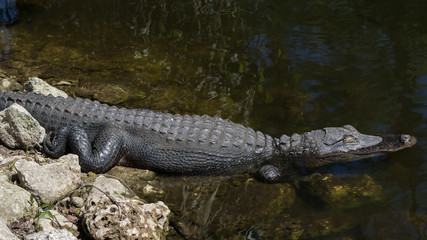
left=400, top=134, right=416, bottom=145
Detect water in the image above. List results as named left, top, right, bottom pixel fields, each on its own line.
left=1, top=0, right=426, bottom=239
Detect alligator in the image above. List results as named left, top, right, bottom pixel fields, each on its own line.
left=0, top=90, right=417, bottom=182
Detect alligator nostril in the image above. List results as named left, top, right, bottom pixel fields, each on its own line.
left=400, top=134, right=411, bottom=144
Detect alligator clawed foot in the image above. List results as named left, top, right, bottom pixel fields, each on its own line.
left=44, top=131, right=56, bottom=150
left=258, top=165, right=282, bottom=183
left=43, top=127, right=70, bottom=158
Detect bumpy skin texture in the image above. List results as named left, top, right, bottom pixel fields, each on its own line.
left=0, top=90, right=416, bottom=180
left=0, top=91, right=276, bottom=174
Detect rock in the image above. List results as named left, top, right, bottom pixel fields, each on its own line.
left=37, top=210, right=78, bottom=232
left=0, top=155, right=5, bottom=166
left=0, top=174, right=8, bottom=182
left=93, top=84, right=129, bottom=105
left=70, top=196, right=84, bottom=208
left=83, top=175, right=170, bottom=240
left=0, top=177, right=38, bottom=224
left=23, top=77, right=68, bottom=98
left=0, top=218, right=19, bottom=240
left=0, top=103, right=46, bottom=149
left=0, top=77, right=21, bottom=91
left=298, top=173, right=383, bottom=208
left=161, top=175, right=296, bottom=239
left=14, top=154, right=82, bottom=204
left=24, top=229, right=77, bottom=240
left=112, top=164, right=157, bottom=181
left=1, top=155, right=27, bottom=165
left=37, top=217, right=56, bottom=232
left=298, top=212, right=354, bottom=239
left=142, top=183, right=164, bottom=196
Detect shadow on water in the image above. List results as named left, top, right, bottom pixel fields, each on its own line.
left=0, top=0, right=426, bottom=239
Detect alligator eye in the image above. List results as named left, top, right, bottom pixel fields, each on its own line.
left=400, top=134, right=411, bottom=144
left=343, top=135, right=355, bottom=143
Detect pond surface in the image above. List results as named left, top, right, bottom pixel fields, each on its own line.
left=1, top=0, right=426, bottom=239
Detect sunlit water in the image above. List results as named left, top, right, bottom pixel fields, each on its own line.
left=1, top=0, right=426, bottom=239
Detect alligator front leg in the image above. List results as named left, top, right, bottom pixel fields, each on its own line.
left=44, top=126, right=125, bottom=173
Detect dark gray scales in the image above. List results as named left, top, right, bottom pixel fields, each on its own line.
left=0, top=90, right=416, bottom=182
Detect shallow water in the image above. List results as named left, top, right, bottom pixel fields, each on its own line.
left=1, top=0, right=426, bottom=239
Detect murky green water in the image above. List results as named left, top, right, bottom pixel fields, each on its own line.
left=1, top=0, right=426, bottom=239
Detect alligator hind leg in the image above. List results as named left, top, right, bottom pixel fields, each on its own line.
left=258, top=165, right=282, bottom=183
left=44, top=127, right=70, bottom=158
left=44, top=126, right=125, bottom=173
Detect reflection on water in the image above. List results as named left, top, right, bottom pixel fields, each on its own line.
left=0, top=0, right=18, bottom=25
left=0, top=0, right=17, bottom=61
left=0, top=26, right=11, bottom=61
left=1, top=0, right=426, bottom=239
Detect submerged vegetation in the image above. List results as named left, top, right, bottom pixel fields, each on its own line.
left=0, top=0, right=425, bottom=239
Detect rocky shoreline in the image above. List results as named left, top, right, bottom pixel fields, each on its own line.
left=0, top=77, right=387, bottom=240
left=0, top=78, right=170, bottom=239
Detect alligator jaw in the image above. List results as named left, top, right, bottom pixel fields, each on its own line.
left=289, top=128, right=417, bottom=169
left=351, top=133, right=416, bottom=155
left=319, top=133, right=417, bottom=163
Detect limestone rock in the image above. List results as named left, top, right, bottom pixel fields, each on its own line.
left=0, top=218, right=19, bottom=240
left=1, top=155, right=26, bottom=165
left=298, top=173, right=383, bottom=208
left=37, top=217, right=56, bottom=233
left=83, top=175, right=170, bottom=240
left=0, top=177, right=38, bottom=224
left=0, top=103, right=46, bottom=149
left=0, top=77, right=20, bottom=91
left=24, top=229, right=77, bottom=240
left=70, top=196, right=84, bottom=208
left=15, top=154, right=82, bottom=204
left=24, top=77, right=68, bottom=98
left=37, top=210, right=78, bottom=232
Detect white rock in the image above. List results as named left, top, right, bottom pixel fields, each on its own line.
left=37, top=217, right=56, bottom=232
left=0, top=174, right=8, bottom=182
left=14, top=154, right=82, bottom=204
left=0, top=218, right=19, bottom=240
left=70, top=197, right=84, bottom=208
left=83, top=175, right=170, bottom=240
left=38, top=210, right=77, bottom=232
left=0, top=77, right=20, bottom=91
left=24, top=229, right=77, bottom=240
left=0, top=178, right=38, bottom=224
left=24, top=77, right=68, bottom=98
left=1, top=155, right=25, bottom=165
left=0, top=103, right=46, bottom=149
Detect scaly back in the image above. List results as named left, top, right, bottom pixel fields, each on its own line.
left=0, top=90, right=278, bottom=166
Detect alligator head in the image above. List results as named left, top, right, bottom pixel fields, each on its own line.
left=278, top=125, right=417, bottom=168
